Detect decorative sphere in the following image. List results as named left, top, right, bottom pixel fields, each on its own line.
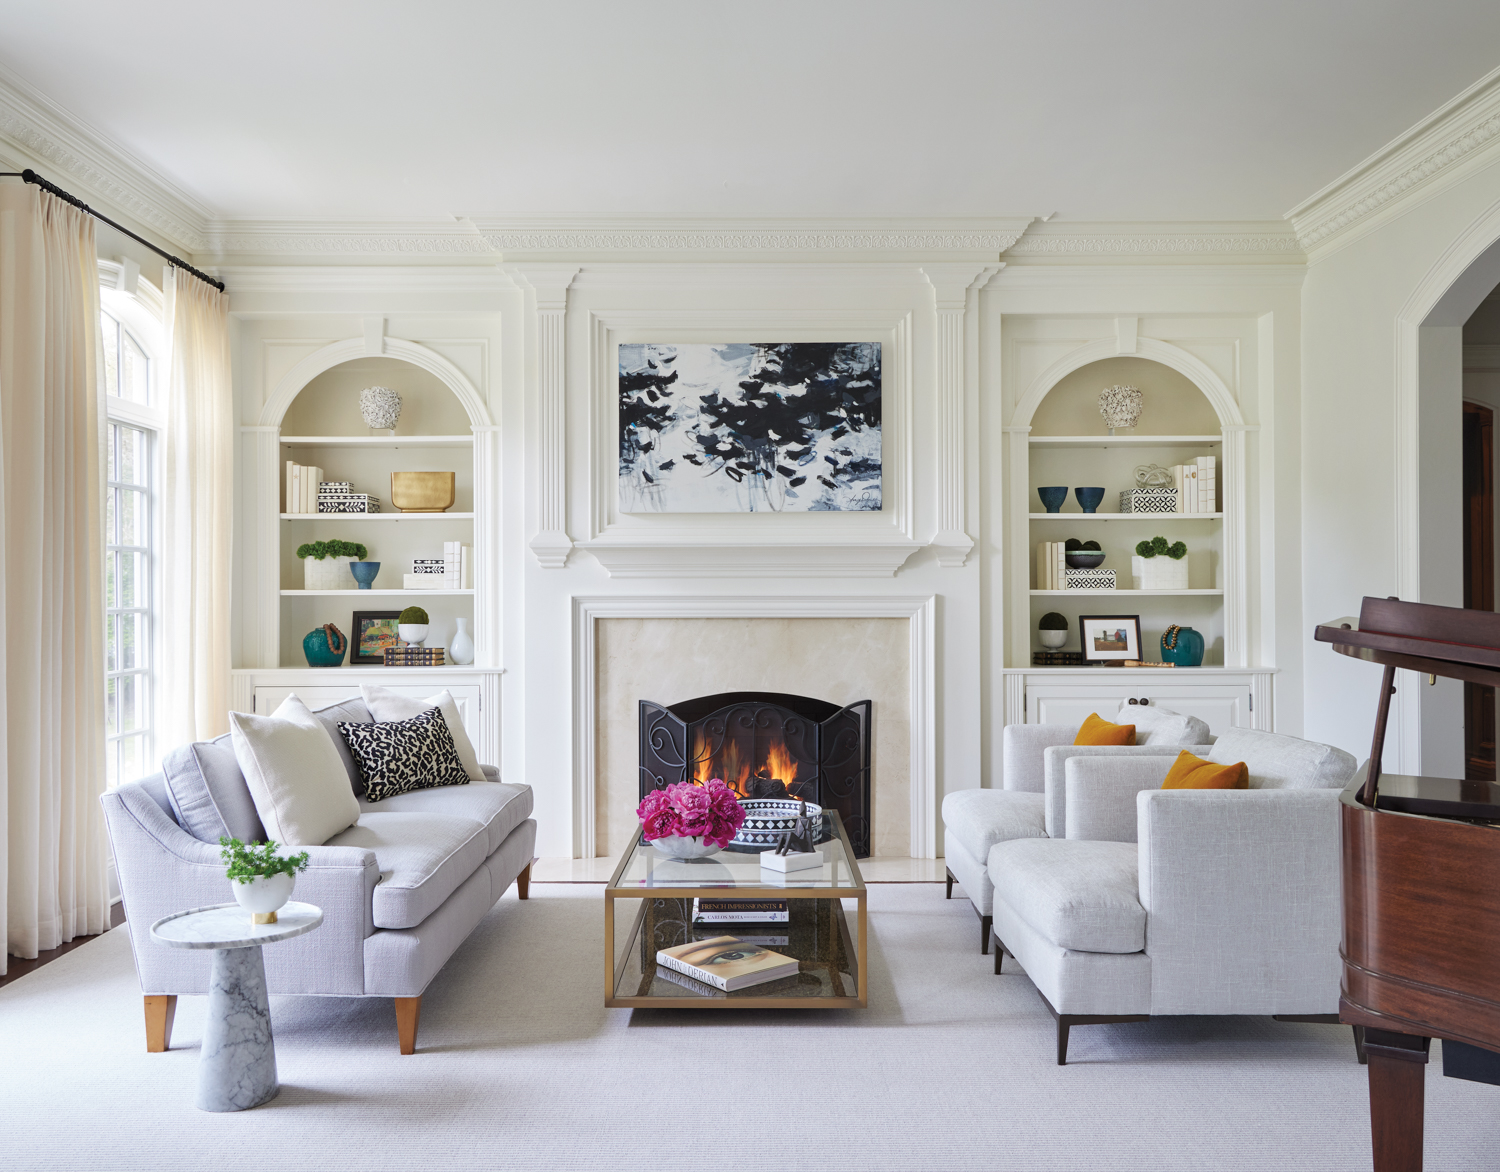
left=359, top=386, right=402, bottom=431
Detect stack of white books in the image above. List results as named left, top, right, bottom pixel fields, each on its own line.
left=1034, top=541, right=1067, bottom=589
left=284, top=461, right=324, bottom=513
left=1169, top=456, right=1217, bottom=513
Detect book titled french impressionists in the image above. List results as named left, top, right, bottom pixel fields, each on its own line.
left=691, top=898, right=789, bottom=924
left=656, top=936, right=800, bottom=992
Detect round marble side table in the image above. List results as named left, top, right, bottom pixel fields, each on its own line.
left=150, top=902, right=322, bottom=1112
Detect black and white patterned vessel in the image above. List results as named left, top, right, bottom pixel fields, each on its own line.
left=730, top=798, right=824, bottom=849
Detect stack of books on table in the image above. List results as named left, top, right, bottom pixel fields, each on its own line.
left=1169, top=456, right=1217, bottom=513
left=284, top=462, right=325, bottom=513
left=382, top=646, right=446, bottom=667
left=655, top=936, right=800, bottom=992
left=402, top=544, right=470, bottom=590
left=691, top=898, right=789, bottom=924
left=317, top=480, right=381, bottom=513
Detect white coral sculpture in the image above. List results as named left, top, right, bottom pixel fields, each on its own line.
left=359, top=386, right=402, bottom=432
left=1098, top=384, right=1143, bottom=431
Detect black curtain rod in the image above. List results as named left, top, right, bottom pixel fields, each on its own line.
left=0, top=169, right=225, bottom=293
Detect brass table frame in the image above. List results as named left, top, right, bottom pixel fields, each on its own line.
left=604, top=811, right=867, bottom=1009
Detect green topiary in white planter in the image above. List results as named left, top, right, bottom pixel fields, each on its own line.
left=297, top=540, right=369, bottom=591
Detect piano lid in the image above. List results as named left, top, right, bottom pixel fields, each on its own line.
left=1316, top=596, right=1500, bottom=687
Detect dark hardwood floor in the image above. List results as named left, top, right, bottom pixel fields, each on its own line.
left=0, top=902, right=127, bottom=989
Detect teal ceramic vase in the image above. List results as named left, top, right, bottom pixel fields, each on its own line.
left=1160, top=625, right=1204, bottom=667
left=303, top=623, right=347, bottom=667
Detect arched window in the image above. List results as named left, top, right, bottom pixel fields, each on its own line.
left=100, top=270, right=165, bottom=786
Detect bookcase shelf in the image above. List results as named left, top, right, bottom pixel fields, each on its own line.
left=1028, top=513, right=1223, bottom=521
left=1028, top=434, right=1221, bottom=449
left=279, top=434, right=474, bottom=448
left=280, top=512, right=475, bottom=521
left=1029, top=589, right=1223, bottom=597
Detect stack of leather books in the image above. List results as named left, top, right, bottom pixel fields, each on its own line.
left=382, top=647, right=445, bottom=667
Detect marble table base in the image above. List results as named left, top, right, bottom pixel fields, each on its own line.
left=197, top=945, right=278, bottom=1112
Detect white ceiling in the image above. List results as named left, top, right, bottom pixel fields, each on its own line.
left=3, top=0, right=1499, bottom=223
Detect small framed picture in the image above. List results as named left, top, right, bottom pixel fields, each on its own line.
left=1078, top=614, right=1143, bottom=664
left=352, top=611, right=402, bottom=665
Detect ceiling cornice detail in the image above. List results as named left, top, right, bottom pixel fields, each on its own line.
left=203, top=226, right=496, bottom=256
left=1287, top=63, right=1500, bottom=258
left=1007, top=227, right=1301, bottom=257
left=478, top=220, right=1033, bottom=254
left=0, top=65, right=213, bottom=252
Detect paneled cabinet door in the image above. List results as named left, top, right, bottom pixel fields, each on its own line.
left=252, top=684, right=482, bottom=743
left=1026, top=684, right=1252, bottom=735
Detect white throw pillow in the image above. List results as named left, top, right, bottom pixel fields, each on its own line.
left=360, top=684, right=485, bottom=783
left=229, top=695, right=362, bottom=846
left=1114, top=700, right=1211, bottom=746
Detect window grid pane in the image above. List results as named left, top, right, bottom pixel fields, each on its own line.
left=105, top=412, right=154, bottom=786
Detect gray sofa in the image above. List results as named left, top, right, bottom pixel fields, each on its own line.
left=988, top=726, right=1360, bottom=1064
left=99, top=695, right=535, bottom=1055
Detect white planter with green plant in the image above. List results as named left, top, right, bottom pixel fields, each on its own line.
left=221, top=837, right=311, bottom=924
left=297, top=539, right=369, bottom=590
left=1132, top=537, right=1189, bottom=590
left=398, top=605, right=429, bottom=646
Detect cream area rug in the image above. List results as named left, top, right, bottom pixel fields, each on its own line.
left=0, top=883, right=1494, bottom=1171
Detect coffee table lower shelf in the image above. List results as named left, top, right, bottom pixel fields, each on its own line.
left=606, top=895, right=866, bottom=1009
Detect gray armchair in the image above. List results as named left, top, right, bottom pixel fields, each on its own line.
left=942, top=704, right=1212, bottom=952
left=987, top=726, right=1360, bottom=1063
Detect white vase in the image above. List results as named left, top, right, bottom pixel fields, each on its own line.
left=231, top=872, right=295, bottom=923
left=449, top=617, right=475, bottom=665
left=304, top=555, right=357, bottom=591
left=1131, top=554, right=1190, bottom=591
left=398, top=623, right=429, bottom=646
left=649, top=834, right=719, bottom=859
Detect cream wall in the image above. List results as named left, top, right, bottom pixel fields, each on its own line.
left=593, top=617, right=909, bottom=858
left=1301, top=161, right=1500, bottom=771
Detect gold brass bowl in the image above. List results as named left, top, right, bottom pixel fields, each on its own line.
left=390, top=471, right=456, bottom=513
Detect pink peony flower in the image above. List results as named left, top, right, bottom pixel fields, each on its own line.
left=635, top=778, right=746, bottom=848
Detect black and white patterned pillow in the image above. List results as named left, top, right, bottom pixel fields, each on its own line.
left=337, top=705, right=471, bottom=802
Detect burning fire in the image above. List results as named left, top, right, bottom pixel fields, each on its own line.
left=691, top=729, right=798, bottom=796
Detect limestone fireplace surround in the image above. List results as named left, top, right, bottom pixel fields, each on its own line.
left=572, top=596, right=936, bottom=860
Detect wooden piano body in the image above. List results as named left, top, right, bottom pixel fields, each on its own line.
left=1315, top=596, right=1500, bottom=1172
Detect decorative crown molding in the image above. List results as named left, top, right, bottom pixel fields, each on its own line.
left=0, top=65, right=213, bottom=252
left=1005, top=222, right=1302, bottom=259
left=1287, top=63, right=1500, bottom=257
left=201, top=222, right=497, bottom=257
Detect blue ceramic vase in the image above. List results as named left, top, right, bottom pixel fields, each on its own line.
left=1074, top=486, right=1105, bottom=514
left=1037, top=486, right=1068, bottom=513
left=350, top=561, right=381, bottom=589
left=303, top=624, right=347, bottom=667
left=1160, top=625, right=1204, bottom=667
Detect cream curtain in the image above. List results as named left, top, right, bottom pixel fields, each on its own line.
left=0, top=184, right=111, bottom=972
left=161, top=268, right=233, bottom=746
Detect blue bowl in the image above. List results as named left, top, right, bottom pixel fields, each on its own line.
left=350, top=561, right=381, bottom=589
left=1037, top=486, right=1068, bottom=513
left=1074, top=487, right=1105, bottom=514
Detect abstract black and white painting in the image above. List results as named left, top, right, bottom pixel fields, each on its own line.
left=618, top=342, right=881, bottom=512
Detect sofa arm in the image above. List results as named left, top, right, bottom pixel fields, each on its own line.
left=1064, top=756, right=1176, bottom=843
left=101, top=785, right=380, bottom=996
left=1002, top=724, right=1078, bottom=794
left=1136, top=787, right=1342, bottom=1015
left=1042, top=744, right=1213, bottom=838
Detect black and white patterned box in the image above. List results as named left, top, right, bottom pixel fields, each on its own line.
left=1064, top=568, right=1117, bottom=590
left=1118, top=489, right=1179, bottom=514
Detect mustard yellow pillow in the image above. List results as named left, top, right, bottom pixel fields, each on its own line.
left=1161, top=749, right=1248, bottom=790
left=1074, top=712, right=1136, bottom=746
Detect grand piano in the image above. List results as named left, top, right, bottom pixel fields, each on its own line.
left=1315, top=597, right=1500, bottom=1172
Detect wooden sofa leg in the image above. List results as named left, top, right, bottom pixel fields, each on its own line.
left=1057, top=1018, right=1071, bottom=1066
left=516, top=860, right=532, bottom=901
left=395, top=996, right=422, bottom=1055
left=945, top=869, right=954, bottom=899
left=980, top=914, right=992, bottom=955
left=144, top=995, right=176, bottom=1053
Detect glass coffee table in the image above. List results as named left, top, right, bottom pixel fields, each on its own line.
left=605, top=810, right=867, bottom=1008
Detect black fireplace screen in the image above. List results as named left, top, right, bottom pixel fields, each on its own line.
left=639, top=692, right=873, bottom=857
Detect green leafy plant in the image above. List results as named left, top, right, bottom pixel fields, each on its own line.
left=219, top=837, right=310, bottom=882
left=1039, top=611, right=1069, bottom=631
left=1134, top=536, right=1188, bottom=560
left=399, top=605, right=429, bottom=624
left=295, top=539, right=368, bottom=561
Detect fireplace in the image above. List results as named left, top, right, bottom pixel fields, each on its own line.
left=639, top=692, right=873, bottom=857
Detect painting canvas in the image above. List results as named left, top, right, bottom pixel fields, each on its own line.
left=618, top=342, right=881, bottom=512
